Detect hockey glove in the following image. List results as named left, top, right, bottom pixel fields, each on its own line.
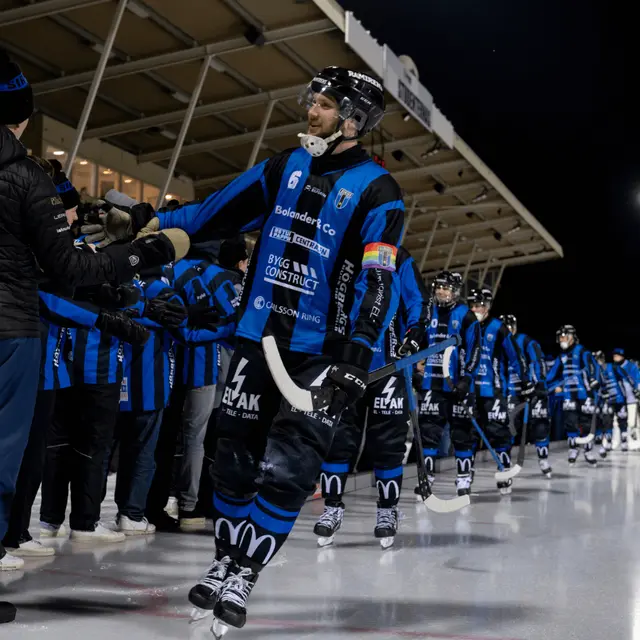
left=534, top=381, right=548, bottom=399
left=397, top=324, right=426, bottom=357
left=145, top=297, right=187, bottom=330
left=521, top=380, right=535, bottom=397
left=319, top=341, right=371, bottom=416
left=453, top=374, right=472, bottom=401
left=95, top=309, right=150, bottom=345
left=588, top=378, right=600, bottom=391
left=187, top=305, right=221, bottom=329
left=96, top=283, right=142, bottom=309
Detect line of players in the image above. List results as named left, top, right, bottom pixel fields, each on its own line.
left=313, top=268, right=640, bottom=549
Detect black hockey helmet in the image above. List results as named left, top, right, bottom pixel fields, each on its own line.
left=467, top=288, right=493, bottom=307
left=499, top=314, right=518, bottom=333
left=298, top=66, right=385, bottom=155
left=556, top=324, right=577, bottom=344
left=431, top=270, right=462, bottom=307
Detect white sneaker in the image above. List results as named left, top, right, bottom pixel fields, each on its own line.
left=5, top=540, right=55, bottom=557
left=119, top=516, right=156, bottom=536
left=70, top=523, right=126, bottom=543
left=0, top=553, right=25, bottom=571
left=39, top=522, right=67, bottom=538
left=165, top=497, right=178, bottom=518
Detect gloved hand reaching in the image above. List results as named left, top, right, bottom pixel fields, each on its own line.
left=589, top=378, right=600, bottom=390
left=521, top=380, right=535, bottom=397
left=95, top=309, right=150, bottom=344
left=397, top=324, right=425, bottom=357
left=187, top=304, right=221, bottom=329
left=144, top=297, right=187, bottom=330
left=453, top=374, right=472, bottom=401
left=317, top=341, right=371, bottom=417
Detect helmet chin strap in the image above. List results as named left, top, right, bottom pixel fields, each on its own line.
left=298, top=129, right=343, bottom=157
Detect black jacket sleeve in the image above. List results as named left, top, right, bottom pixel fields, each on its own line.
left=461, top=309, right=481, bottom=379
left=23, top=159, right=136, bottom=286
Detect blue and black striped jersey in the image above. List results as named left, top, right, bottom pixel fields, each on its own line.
left=475, top=318, right=526, bottom=398
left=601, top=363, right=625, bottom=405
left=38, top=290, right=100, bottom=390
left=156, top=146, right=404, bottom=359
left=369, top=247, right=429, bottom=371
left=421, top=302, right=481, bottom=392
left=547, top=344, right=595, bottom=400
left=169, top=258, right=239, bottom=389
left=506, top=333, right=547, bottom=397
left=120, top=276, right=180, bottom=412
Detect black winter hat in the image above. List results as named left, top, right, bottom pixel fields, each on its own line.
left=0, top=49, right=34, bottom=126
left=218, top=235, right=248, bottom=269
left=52, top=165, right=80, bottom=210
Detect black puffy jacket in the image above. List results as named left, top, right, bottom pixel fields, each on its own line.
left=0, top=126, right=136, bottom=339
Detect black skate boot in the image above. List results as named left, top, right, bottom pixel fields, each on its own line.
left=313, top=502, right=344, bottom=547
left=374, top=503, right=399, bottom=549
left=456, top=474, right=472, bottom=496
left=188, top=555, right=232, bottom=618
left=584, top=443, right=598, bottom=467
left=213, top=563, right=258, bottom=630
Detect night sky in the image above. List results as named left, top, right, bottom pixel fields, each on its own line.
left=338, top=0, right=635, bottom=356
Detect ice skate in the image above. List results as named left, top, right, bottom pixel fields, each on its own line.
left=497, top=478, right=513, bottom=496
left=598, top=445, right=607, bottom=459
left=603, top=437, right=612, bottom=452
left=211, top=617, right=230, bottom=638
left=374, top=504, right=398, bottom=549
left=188, top=555, right=232, bottom=618
left=622, top=433, right=629, bottom=452
left=213, top=564, right=258, bottom=630
left=538, top=458, right=552, bottom=478
left=568, top=449, right=579, bottom=465
left=584, top=449, right=598, bottom=467
left=313, top=503, right=344, bottom=547
left=456, top=474, right=472, bottom=496
left=413, top=476, right=434, bottom=501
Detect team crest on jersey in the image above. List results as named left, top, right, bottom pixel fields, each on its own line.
left=335, top=188, right=354, bottom=209
left=452, top=320, right=459, bottom=330
left=487, top=333, right=494, bottom=342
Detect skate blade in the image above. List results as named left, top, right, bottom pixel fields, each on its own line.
left=575, top=434, right=595, bottom=445
left=317, top=535, right=335, bottom=548
left=190, top=606, right=212, bottom=623
left=499, top=487, right=513, bottom=496
left=543, top=471, right=552, bottom=479
left=495, top=464, right=521, bottom=482
left=379, top=536, right=395, bottom=549
left=211, top=617, right=230, bottom=638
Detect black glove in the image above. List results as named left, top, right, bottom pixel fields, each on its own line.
left=319, top=342, right=371, bottom=416
left=397, top=325, right=425, bottom=357
left=534, top=381, right=548, bottom=398
left=97, top=283, right=141, bottom=309
left=95, top=309, right=150, bottom=344
left=187, top=305, right=221, bottom=329
left=145, top=297, right=187, bottom=330
left=521, top=380, right=535, bottom=397
left=634, top=388, right=640, bottom=402
left=589, top=378, right=600, bottom=390
left=453, top=375, right=471, bottom=400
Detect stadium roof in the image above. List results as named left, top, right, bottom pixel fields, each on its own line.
left=1, top=0, right=563, bottom=280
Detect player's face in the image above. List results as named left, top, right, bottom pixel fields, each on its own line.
left=307, top=92, right=340, bottom=138
left=434, top=285, right=453, bottom=305
left=559, top=333, right=574, bottom=349
left=471, top=303, right=489, bottom=321
left=614, top=354, right=624, bottom=363
left=508, top=325, right=516, bottom=335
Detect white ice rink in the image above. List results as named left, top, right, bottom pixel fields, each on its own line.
left=4, top=448, right=640, bottom=640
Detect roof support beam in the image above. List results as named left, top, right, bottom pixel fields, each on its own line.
left=85, top=84, right=307, bottom=139
left=32, top=19, right=336, bottom=95
left=393, top=159, right=467, bottom=183
left=247, top=99, right=276, bottom=170
left=444, top=232, right=460, bottom=270
left=492, top=263, right=507, bottom=299
left=418, top=216, right=440, bottom=273
left=419, top=240, right=546, bottom=274
left=65, top=0, right=128, bottom=171
left=400, top=197, right=417, bottom=245
left=462, top=243, right=478, bottom=282
left=157, top=55, right=211, bottom=208
left=0, top=0, right=109, bottom=26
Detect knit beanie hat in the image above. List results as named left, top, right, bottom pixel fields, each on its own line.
left=0, top=49, right=34, bottom=126
left=51, top=160, right=80, bottom=210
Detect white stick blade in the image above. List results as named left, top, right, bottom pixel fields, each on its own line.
left=575, top=434, right=595, bottom=445
left=442, top=345, right=454, bottom=379
left=495, top=464, right=522, bottom=482
left=424, top=494, right=470, bottom=513
left=262, top=336, right=315, bottom=412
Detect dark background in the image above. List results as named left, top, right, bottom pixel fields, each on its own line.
left=338, top=0, right=636, bottom=356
